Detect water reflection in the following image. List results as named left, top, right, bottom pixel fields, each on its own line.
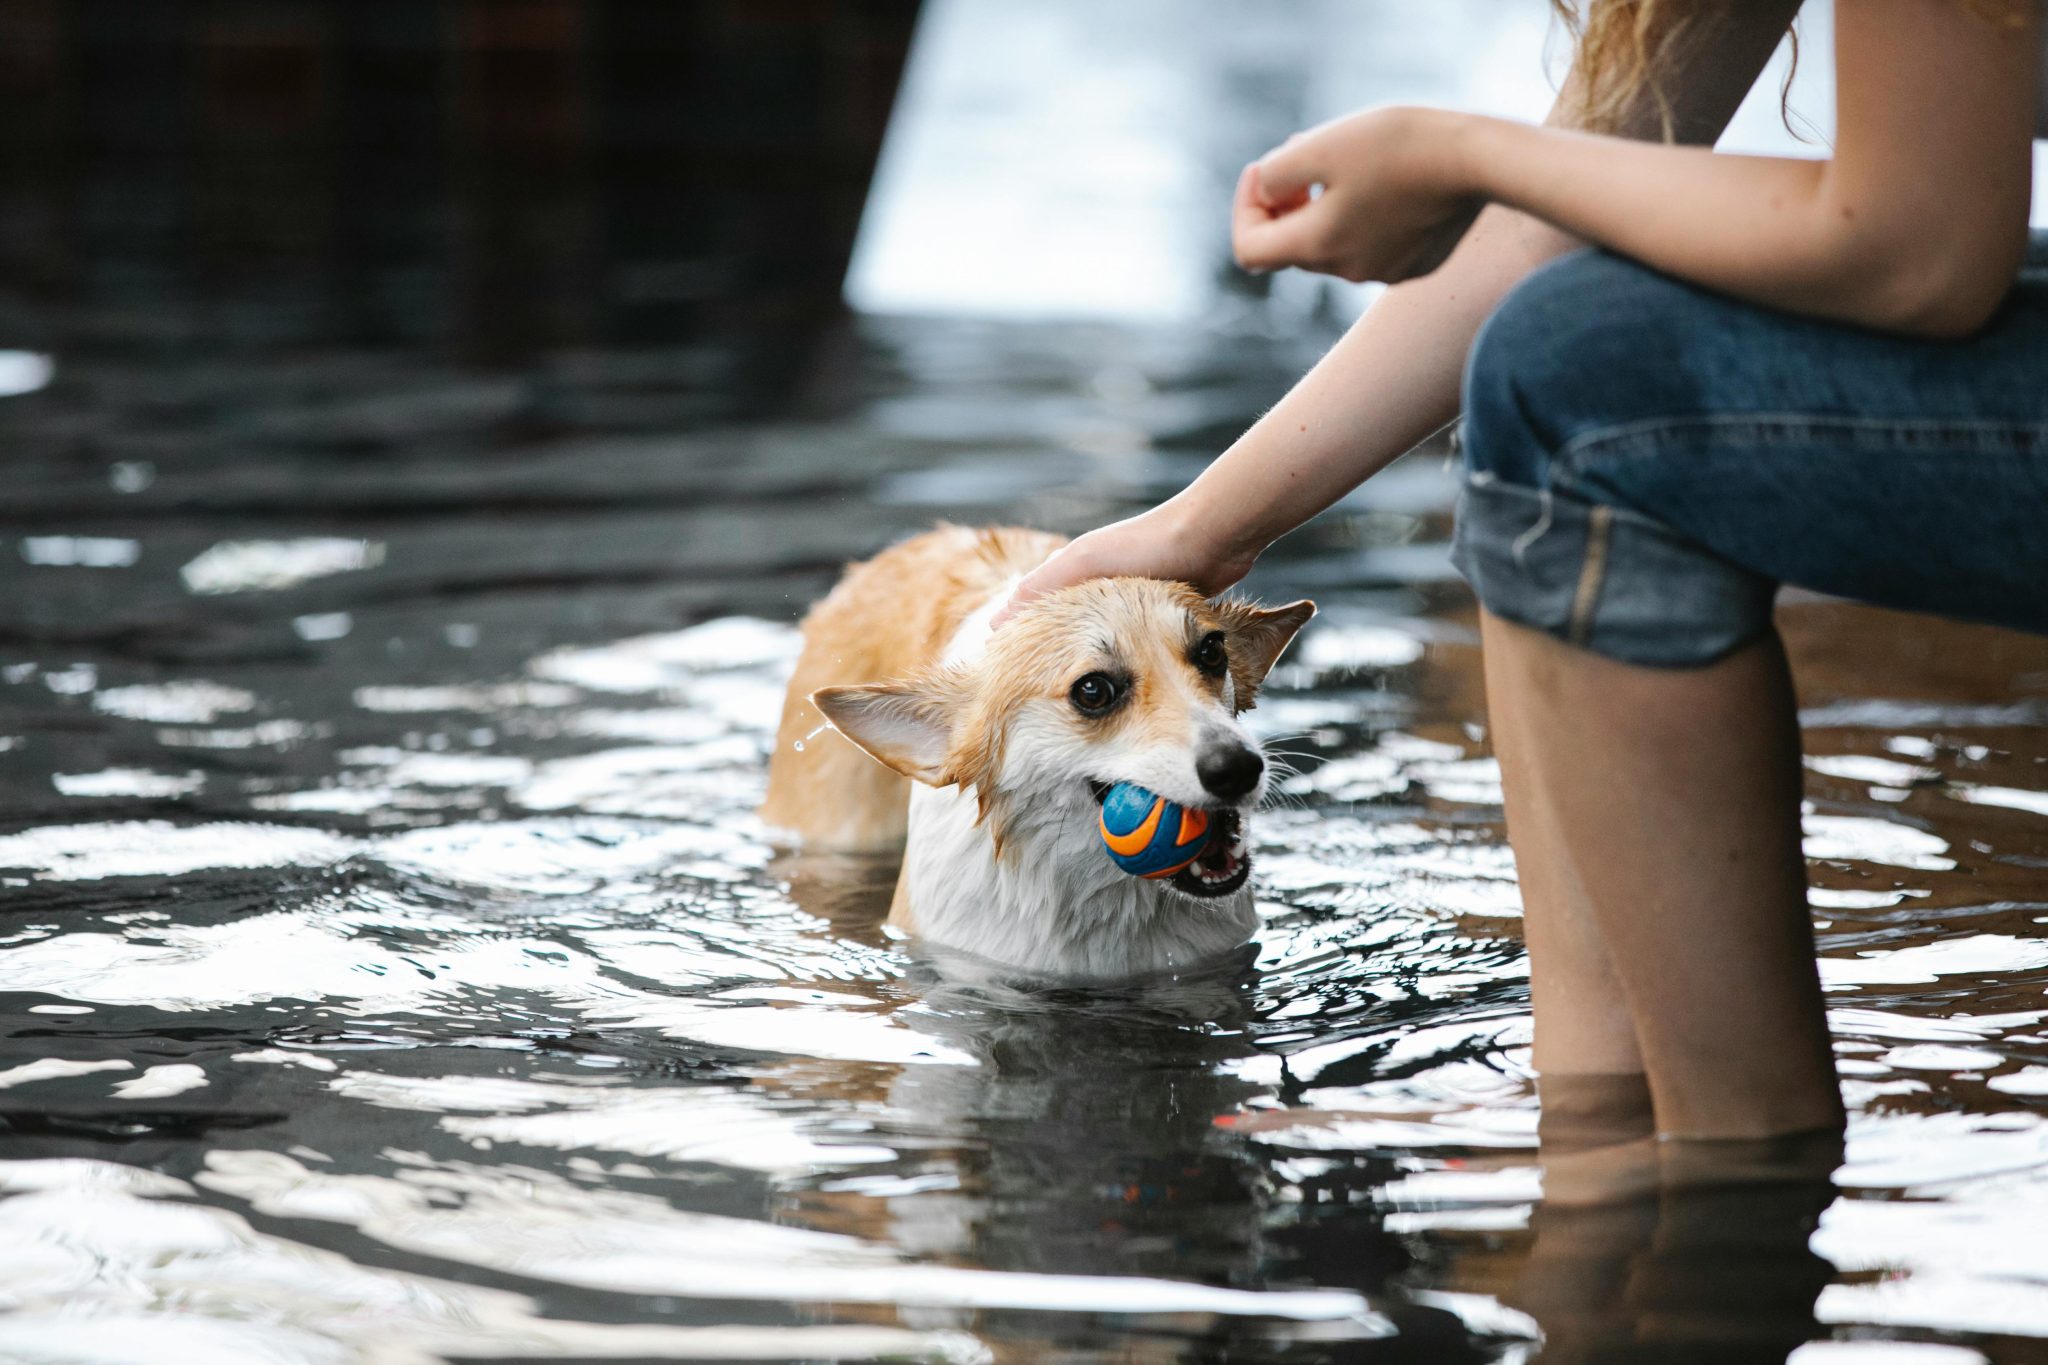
left=1509, top=1157, right=1838, bottom=1365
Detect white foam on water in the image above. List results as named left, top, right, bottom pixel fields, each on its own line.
left=94, top=681, right=257, bottom=724
left=20, top=535, right=138, bottom=568
left=53, top=768, right=204, bottom=799
left=0, top=350, right=54, bottom=397
left=0, top=1059, right=133, bottom=1090
left=180, top=538, right=386, bottom=595
left=0, top=1158, right=986, bottom=1364
left=112, top=1064, right=209, bottom=1099
left=0, top=821, right=354, bottom=882
left=1822, top=934, right=2048, bottom=989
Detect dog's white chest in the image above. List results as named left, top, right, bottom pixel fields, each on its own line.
left=897, top=783, right=1256, bottom=978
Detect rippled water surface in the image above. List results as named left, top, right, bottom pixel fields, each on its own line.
left=5, top=3, right=2048, bottom=1361
left=5, top=304, right=2048, bottom=1363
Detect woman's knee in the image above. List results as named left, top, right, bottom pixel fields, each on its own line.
left=1461, top=252, right=1591, bottom=489
left=1461, top=248, right=1696, bottom=488
left=1454, top=252, right=1777, bottom=668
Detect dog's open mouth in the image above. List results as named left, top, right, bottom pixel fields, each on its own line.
left=1170, top=805, right=1251, bottom=898
left=1088, top=781, right=1253, bottom=900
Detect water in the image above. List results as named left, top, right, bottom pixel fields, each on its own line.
left=6, top=3, right=2048, bottom=1362
left=6, top=303, right=2048, bottom=1362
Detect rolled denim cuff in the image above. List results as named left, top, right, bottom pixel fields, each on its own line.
left=1450, top=472, right=1777, bottom=668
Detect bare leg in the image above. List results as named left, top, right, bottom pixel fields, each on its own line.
left=1480, top=609, right=1842, bottom=1140
left=1484, top=614, right=1652, bottom=1154
left=1486, top=631, right=1645, bottom=1079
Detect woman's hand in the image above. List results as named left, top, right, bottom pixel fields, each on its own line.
left=1233, top=107, right=1484, bottom=284
left=990, top=502, right=1259, bottom=629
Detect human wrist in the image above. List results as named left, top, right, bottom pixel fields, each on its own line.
left=1436, top=110, right=1516, bottom=206
left=1413, top=106, right=1492, bottom=200
left=1157, top=488, right=1264, bottom=595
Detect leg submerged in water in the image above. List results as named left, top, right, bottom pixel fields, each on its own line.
left=1483, top=615, right=1653, bottom=1145
left=1483, top=609, right=1842, bottom=1140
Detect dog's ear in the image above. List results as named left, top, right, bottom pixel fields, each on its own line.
left=1216, top=599, right=1316, bottom=705
left=812, top=679, right=959, bottom=785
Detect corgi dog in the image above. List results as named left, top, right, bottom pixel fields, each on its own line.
left=760, top=526, right=1313, bottom=980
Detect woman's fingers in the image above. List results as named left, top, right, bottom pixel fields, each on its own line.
left=1229, top=163, right=1271, bottom=222
left=991, top=545, right=1090, bottom=629
left=1228, top=167, right=1274, bottom=270
left=1253, top=137, right=1323, bottom=208
left=1232, top=178, right=1331, bottom=274
left=988, top=573, right=1042, bottom=629
left=1231, top=137, right=1340, bottom=274
left=1233, top=113, right=1474, bottom=284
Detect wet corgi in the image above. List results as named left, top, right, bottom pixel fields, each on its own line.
left=761, top=525, right=1313, bottom=980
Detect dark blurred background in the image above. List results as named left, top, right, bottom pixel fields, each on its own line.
left=0, top=0, right=913, bottom=374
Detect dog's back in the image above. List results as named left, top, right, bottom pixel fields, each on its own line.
left=760, top=524, right=1064, bottom=851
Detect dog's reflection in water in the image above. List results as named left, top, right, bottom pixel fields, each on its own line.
left=756, top=932, right=1488, bottom=1359
left=839, top=945, right=1273, bottom=1290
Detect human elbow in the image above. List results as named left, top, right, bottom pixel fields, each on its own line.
left=1852, top=218, right=2029, bottom=341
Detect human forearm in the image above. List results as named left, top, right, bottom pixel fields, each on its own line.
left=1166, top=205, right=1577, bottom=573
left=1446, top=113, right=2031, bottom=339
left=985, top=231, right=1552, bottom=614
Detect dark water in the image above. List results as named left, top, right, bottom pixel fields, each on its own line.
left=5, top=3, right=2048, bottom=1363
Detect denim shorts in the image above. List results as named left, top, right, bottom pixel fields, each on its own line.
left=1451, top=234, right=2048, bottom=667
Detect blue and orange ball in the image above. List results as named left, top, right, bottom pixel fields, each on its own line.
left=1098, top=782, right=1213, bottom=879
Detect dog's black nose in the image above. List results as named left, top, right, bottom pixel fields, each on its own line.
left=1197, top=743, right=1264, bottom=802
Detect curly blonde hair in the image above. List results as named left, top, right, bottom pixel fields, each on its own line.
left=1553, top=0, right=2031, bottom=138
left=1550, top=0, right=1781, bottom=136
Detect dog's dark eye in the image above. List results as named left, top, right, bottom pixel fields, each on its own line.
left=1069, top=672, right=1123, bottom=717
left=1192, top=632, right=1227, bottom=676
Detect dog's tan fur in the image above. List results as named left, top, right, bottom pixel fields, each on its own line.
left=763, top=526, right=1312, bottom=953
left=761, top=525, right=1063, bottom=854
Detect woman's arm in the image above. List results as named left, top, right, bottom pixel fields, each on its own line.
left=1243, top=0, right=2039, bottom=341
left=996, top=2, right=1801, bottom=617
